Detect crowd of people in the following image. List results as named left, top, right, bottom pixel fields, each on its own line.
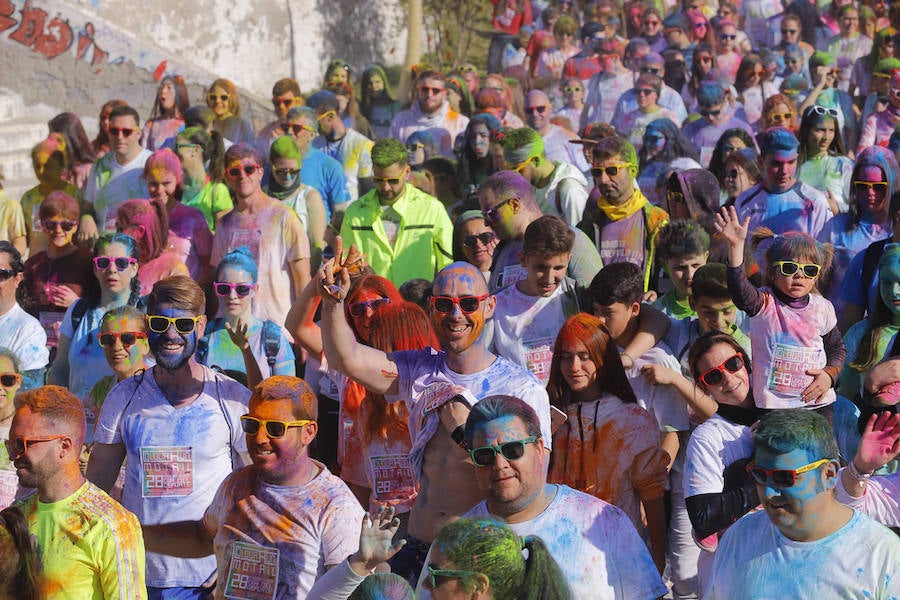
left=2, top=0, right=900, bottom=597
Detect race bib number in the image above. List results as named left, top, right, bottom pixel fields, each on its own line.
left=224, top=542, right=279, bottom=600
left=140, top=446, right=194, bottom=497
left=370, top=454, right=417, bottom=502
left=420, top=382, right=466, bottom=416
left=230, top=229, right=260, bottom=260
left=767, top=343, right=817, bottom=396
left=500, top=264, right=527, bottom=288
left=0, top=470, right=16, bottom=510
left=39, top=311, right=65, bottom=348
left=523, top=338, right=554, bottom=382
left=103, top=209, right=119, bottom=235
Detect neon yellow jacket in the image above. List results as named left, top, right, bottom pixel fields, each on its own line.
left=340, top=184, right=453, bottom=285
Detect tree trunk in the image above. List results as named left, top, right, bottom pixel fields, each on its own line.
left=399, top=0, right=424, bottom=104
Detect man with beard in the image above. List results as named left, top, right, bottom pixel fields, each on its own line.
left=317, top=259, right=552, bottom=584
left=10, top=385, right=146, bottom=599
left=87, top=275, right=250, bottom=599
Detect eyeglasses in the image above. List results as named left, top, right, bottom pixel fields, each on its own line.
left=700, top=108, right=721, bottom=118
left=0, top=268, right=16, bottom=282
left=98, top=331, right=147, bottom=348
left=807, top=105, right=839, bottom=118
left=348, top=297, right=390, bottom=317
left=697, top=55, right=713, bottom=64
left=720, top=33, right=736, bottom=40
left=147, top=315, right=202, bottom=334
left=590, top=163, right=630, bottom=178
left=725, top=168, right=742, bottom=179
left=281, top=123, right=315, bottom=135
left=0, top=373, right=21, bottom=388
left=372, top=175, right=403, bottom=185
left=425, top=566, right=480, bottom=589
left=752, top=69, right=766, bottom=76
left=462, top=232, right=497, bottom=249
left=698, top=354, right=744, bottom=386
left=692, top=21, right=708, bottom=28
left=175, top=142, right=200, bottom=152
left=666, top=190, right=685, bottom=203
left=214, top=282, right=256, bottom=297
left=407, top=142, right=425, bottom=152
left=481, top=197, right=514, bottom=222
left=272, top=167, right=300, bottom=178
left=640, top=67, right=661, bottom=75
left=635, top=88, right=655, bottom=96
left=418, top=86, right=445, bottom=96
left=240, top=415, right=314, bottom=438
left=770, top=112, right=793, bottom=122
left=4, top=435, right=66, bottom=460
left=109, top=127, right=136, bottom=138
left=469, top=435, right=540, bottom=467
left=42, top=219, right=77, bottom=232
left=458, top=65, right=477, bottom=73
left=431, top=294, right=490, bottom=315
left=226, top=164, right=260, bottom=179
left=854, top=181, right=888, bottom=194
left=746, top=458, right=832, bottom=487
left=772, top=261, right=821, bottom=278
left=93, top=256, right=137, bottom=271
left=785, top=58, right=800, bottom=65
left=317, top=110, right=337, bottom=121
left=512, top=158, right=533, bottom=174
left=643, top=19, right=660, bottom=26
left=525, top=105, right=548, bottom=115
left=207, top=93, right=229, bottom=103
left=562, top=86, right=583, bottom=93
left=272, top=98, right=295, bottom=107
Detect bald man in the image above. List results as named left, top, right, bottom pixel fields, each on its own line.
left=9, top=386, right=146, bottom=599
left=316, top=260, right=552, bottom=582
left=524, top=90, right=590, bottom=173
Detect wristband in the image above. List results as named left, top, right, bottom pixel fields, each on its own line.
left=451, top=425, right=468, bottom=450
left=847, top=460, right=873, bottom=488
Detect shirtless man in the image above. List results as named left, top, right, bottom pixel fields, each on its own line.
left=317, top=257, right=551, bottom=584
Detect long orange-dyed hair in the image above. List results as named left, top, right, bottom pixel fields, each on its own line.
left=363, top=301, right=440, bottom=443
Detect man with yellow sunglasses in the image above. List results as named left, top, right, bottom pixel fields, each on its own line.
left=308, top=90, right=374, bottom=202
left=143, top=376, right=364, bottom=598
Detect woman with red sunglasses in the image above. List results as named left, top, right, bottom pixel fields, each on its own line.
left=197, top=246, right=295, bottom=389
left=22, top=191, right=93, bottom=350
left=684, top=331, right=758, bottom=595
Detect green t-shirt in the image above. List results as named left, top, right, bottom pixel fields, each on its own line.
left=17, top=482, right=147, bottom=599
left=654, top=289, right=695, bottom=320
left=182, top=180, right=233, bottom=232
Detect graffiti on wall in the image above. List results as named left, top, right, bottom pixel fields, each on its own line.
left=0, top=0, right=110, bottom=69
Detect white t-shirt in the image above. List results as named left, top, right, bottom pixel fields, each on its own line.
left=94, top=366, right=250, bottom=587
left=626, top=344, right=691, bottom=434
left=490, top=284, right=576, bottom=385
left=837, top=469, right=900, bottom=528
left=389, top=348, right=553, bottom=450
left=683, top=415, right=754, bottom=499
left=202, top=464, right=364, bottom=599
left=534, top=160, right=589, bottom=226
left=415, top=485, right=668, bottom=600
left=0, top=302, right=48, bottom=371
left=707, top=510, right=900, bottom=599
left=84, top=149, right=153, bottom=234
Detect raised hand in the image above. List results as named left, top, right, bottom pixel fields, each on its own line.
left=714, top=205, right=749, bottom=250
left=855, top=411, right=900, bottom=474
left=349, top=505, right=407, bottom=576
left=225, top=318, right=250, bottom=351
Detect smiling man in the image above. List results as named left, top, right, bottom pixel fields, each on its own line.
left=317, top=260, right=551, bottom=583
left=87, top=276, right=250, bottom=599
left=390, top=70, right=469, bottom=157
left=339, top=137, right=453, bottom=286
left=414, top=396, right=666, bottom=599
left=706, top=409, right=900, bottom=599
left=12, top=385, right=146, bottom=599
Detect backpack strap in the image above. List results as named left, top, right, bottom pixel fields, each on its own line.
left=70, top=299, right=90, bottom=332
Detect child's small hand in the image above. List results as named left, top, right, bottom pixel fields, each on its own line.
left=641, top=363, right=678, bottom=386
left=801, top=369, right=832, bottom=403
left=714, top=206, right=750, bottom=249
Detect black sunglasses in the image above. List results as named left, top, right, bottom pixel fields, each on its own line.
left=0, top=268, right=17, bottom=282
left=42, top=219, right=77, bottom=232
left=98, top=331, right=147, bottom=348
left=462, top=232, right=497, bottom=249
left=469, top=435, right=540, bottom=467
left=348, top=297, right=390, bottom=317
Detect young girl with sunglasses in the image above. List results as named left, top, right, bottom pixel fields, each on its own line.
left=716, top=206, right=845, bottom=415
left=546, top=313, right=669, bottom=574
left=198, top=247, right=295, bottom=388
left=0, top=348, right=23, bottom=508
left=797, top=104, right=852, bottom=216
left=88, top=306, right=151, bottom=449
left=48, top=233, right=143, bottom=402
left=22, top=191, right=94, bottom=350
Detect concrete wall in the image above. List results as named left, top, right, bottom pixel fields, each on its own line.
left=0, top=0, right=408, bottom=199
